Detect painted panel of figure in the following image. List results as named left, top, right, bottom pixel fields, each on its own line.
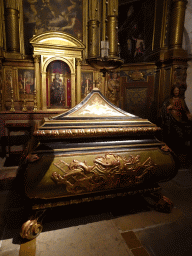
left=118, top=0, right=154, bottom=63
left=81, top=72, right=93, bottom=99
left=107, top=72, right=120, bottom=106
left=47, top=60, right=71, bottom=108
left=23, top=0, right=83, bottom=54
left=18, top=69, right=35, bottom=100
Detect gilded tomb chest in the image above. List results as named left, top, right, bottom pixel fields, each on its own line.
left=20, top=88, right=178, bottom=239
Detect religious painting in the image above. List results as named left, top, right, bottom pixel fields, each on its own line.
left=4, top=69, right=12, bottom=101
left=23, top=0, right=83, bottom=55
left=47, top=60, right=71, bottom=109
left=118, top=0, right=155, bottom=63
left=18, top=68, right=35, bottom=100
left=106, top=72, right=120, bottom=106
left=81, top=71, right=93, bottom=100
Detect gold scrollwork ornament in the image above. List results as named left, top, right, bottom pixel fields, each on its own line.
left=20, top=219, right=43, bottom=240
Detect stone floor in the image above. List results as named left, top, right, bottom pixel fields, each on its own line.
left=0, top=157, right=192, bottom=256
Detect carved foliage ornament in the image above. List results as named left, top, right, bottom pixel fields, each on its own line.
left=51, top=153, right=157, bottom=194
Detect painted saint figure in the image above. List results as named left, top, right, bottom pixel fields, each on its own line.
left=107, top=72, right=120, bottom=106
left=50, top=73, right=64, bottom=106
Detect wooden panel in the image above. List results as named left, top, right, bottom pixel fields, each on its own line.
left=121, top=76, right=155, bottom=119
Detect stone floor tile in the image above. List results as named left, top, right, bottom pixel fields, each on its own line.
left=121, top=231, right=142, bottom=249
left=131, top=247, right=151, bottom=256
left=135, top=217, right=192, bottom=256
left=0, top=236, right=21, bottom=254
left=35, top=220, right=133, bottom=256
left=112, top=207, right=182, bottom=232
left=0, top=249, right=20, bottom=256
left=19, top=239, right=36, bottom=256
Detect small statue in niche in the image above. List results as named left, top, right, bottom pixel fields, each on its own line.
left=107, top=72, right=120, bottom=106
left=50, top=73, right=64, bottom=106
left=161, top=86, right=192, bottom=154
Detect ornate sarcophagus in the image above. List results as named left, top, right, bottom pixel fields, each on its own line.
left=20, top=88, right=178, bottom=240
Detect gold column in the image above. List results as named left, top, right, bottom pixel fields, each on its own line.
left=107, top=0, right=118, bottom=16
left=88, top=20, right=100, bottom=58
left=107, top=16, right=118, bottom=58
left=5, top=8, right=20, bottom=52
left=76, top=58, right=82, bottom=104
left=41, top=71, right=47, bottom=110
left=87, top=0, right=100, bottom=58
left=71, top=72, right=76, bottom=107
left=107, top=0, right=118, bottom=57
left=169, top=0, right=188, bottom=49
left=34, top=55, right=41, bottom=109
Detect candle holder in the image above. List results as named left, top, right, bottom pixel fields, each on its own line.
left=10, top=88, right=15, bottom=112
left=33, top=89, right=38, bottom=112
left=22, top=89, right=27, bottom=111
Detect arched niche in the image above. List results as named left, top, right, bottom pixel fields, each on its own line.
left=30, top=31, right=85, bottom=110
left=47, top=60, right=71, bottom=109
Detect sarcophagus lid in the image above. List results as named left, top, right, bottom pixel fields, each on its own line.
left=24, top=88, right=177, bottom=200
left=35, top=88, right=160, bottom=138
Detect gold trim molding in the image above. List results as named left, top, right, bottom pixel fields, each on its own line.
left=34, top=126, right=161, bottom=138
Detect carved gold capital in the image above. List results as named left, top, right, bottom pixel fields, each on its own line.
left=76, top=58, right=82, bottom=66
left=33, top=55, right=41, bottom=63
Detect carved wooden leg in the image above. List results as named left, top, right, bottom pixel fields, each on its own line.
left=143, top=191, right=174, bottom=213
left=20, top=210, right=45, bottom=240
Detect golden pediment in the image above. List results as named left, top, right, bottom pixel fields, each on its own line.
left=30, top=31, right=85, bottom=50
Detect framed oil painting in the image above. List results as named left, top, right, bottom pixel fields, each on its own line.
left=118, top=0, right=155, bottom=63
left=17, top=68, right=35, bottom=100
left=81, top=71, right=93, bottom=100
left=23, top=0, right=83, bottom=55
left=106, top=71, right=120, bottom=106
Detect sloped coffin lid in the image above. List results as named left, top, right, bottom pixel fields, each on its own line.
left=35, top=88, right=159, bottom=137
